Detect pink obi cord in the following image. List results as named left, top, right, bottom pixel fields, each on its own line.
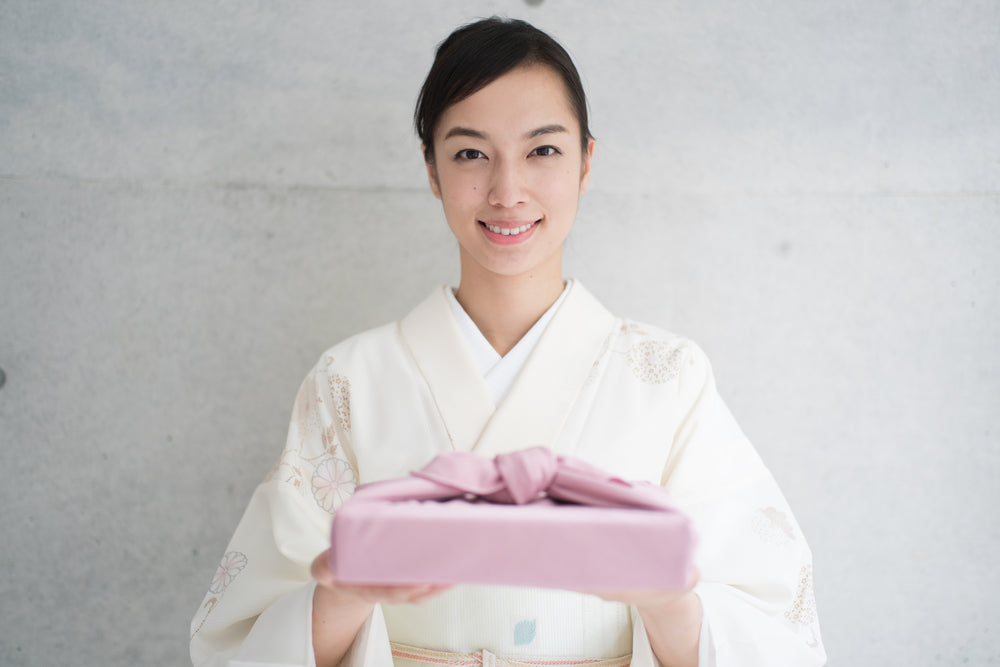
left=390, top=642, right=632, bottom=667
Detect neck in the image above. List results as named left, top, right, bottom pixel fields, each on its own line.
left=454, top=252, right=565, bottom=357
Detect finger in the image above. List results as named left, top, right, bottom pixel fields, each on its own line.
left=310, top=549, right=336, bottom=588
left=405, top=584, right=453, bottom=604
left=348, top=584, right=430, bottom=604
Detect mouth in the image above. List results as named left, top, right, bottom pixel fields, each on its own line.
left=479, top=220, right=539, bottom=237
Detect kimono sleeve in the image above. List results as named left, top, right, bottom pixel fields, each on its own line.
left=658, top=344, right=827, bottom=666
left=189, top=357, right=391, bottom=667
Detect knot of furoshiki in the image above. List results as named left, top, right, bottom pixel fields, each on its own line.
left=350, top=446, right=677, bottom=511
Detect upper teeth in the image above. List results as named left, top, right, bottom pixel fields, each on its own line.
left=485, top=222, right=535, bottom=235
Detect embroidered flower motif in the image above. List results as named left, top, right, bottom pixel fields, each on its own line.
left=627, top=340, right=684, bottom=384
left=753, top=507, right=797, bottom=545
left=301, top=403, right=322, bottom=437
left=312, top=456, right=357, bottom=513
left=209, top=551, right=248, bottom=594
left=264, top=449, right=308, bottom=488
left=291, top=385, right=322, bottom=437
left=190, top=596, right=219, bottom=639
left=328, top=373, right=352, bottom=433
left=620, top=321, right=648, bottom=336
left=321, top=424, right=340, bottom=455
left=785, top=564, right=818, bottom=627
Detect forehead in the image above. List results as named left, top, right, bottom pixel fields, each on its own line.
left=435, top=65, right=579, bottom=141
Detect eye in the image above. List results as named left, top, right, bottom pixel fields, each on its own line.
left=529, top=145, right=561, bottom=157
left=454, top=149, right=487, bottom=161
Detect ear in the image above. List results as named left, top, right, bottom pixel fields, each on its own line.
left=579, top=137, right=595, bottom=195
left=422, top=144, right=442, bottom=200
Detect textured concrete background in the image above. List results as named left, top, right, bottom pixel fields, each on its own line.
left=1, top=1, right=997, bottom=665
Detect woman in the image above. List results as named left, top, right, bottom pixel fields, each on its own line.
left=190, top=17, right=825, bottom=667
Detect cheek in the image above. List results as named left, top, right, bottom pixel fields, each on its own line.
left=541, top=171, right=582, bottom=205
left=439, top=182, right=479, bottom=221
left=439, top=169, right=479, bottom=200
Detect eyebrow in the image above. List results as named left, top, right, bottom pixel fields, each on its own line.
left=443, top=126, right=487, bottom=141
left=525, top=124, right=568, bottom=139
left=442, top=124, right=569, bottom=141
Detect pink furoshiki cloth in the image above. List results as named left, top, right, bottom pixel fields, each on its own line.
left=329, top=447, right=696, bottom=590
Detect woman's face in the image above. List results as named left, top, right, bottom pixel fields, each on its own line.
left=426, top=64, right=594, bottom=281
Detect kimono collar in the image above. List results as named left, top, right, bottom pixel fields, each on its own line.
left=444, top=282, right=571, bottom=404
left=399, top=279, right=616, bottom=456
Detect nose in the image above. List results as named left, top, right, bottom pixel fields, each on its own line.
left=487, top=158, right=527, bottom=208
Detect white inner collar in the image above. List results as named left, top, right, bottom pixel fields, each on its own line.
left=444, top=283, right=570, bottom=404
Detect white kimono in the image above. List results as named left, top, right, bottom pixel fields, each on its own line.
left=190, top=280, right=826, bottom=666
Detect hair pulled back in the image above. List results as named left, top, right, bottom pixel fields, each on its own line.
left=415, top=16, right=592, bottom=164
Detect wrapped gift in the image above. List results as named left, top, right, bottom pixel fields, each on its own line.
left=329, top=447, right=696, bottom=590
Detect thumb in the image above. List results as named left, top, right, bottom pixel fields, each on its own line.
left=310, top=548, right=336, bottom=587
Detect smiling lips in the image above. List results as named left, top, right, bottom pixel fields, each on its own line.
left=479, top=219, right=539, bottom=245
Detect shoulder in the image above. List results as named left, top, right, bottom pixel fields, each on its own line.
left=313, top=319, right=402, bottom=375
left=310, top=286, right=451, bottom=378
left=569, top=281, right=710, bottom=377
left=606, top=316, right=712, bottom=386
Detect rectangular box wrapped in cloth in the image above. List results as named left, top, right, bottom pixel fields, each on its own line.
left=329, top=447, right=696, bottom=590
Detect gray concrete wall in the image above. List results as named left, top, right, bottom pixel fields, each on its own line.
left=1, top=1, right=997, bottom=664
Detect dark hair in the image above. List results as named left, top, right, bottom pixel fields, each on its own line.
left=415, top=16, right=592, bottom=163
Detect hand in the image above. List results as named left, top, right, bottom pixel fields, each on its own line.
left=310, top=548, right=452, bottom=606
left=310, top=549, right=451, bottom=667
left=585, top=569, right=702, bottom=667
left=583, top=567, right=699, bottom=613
